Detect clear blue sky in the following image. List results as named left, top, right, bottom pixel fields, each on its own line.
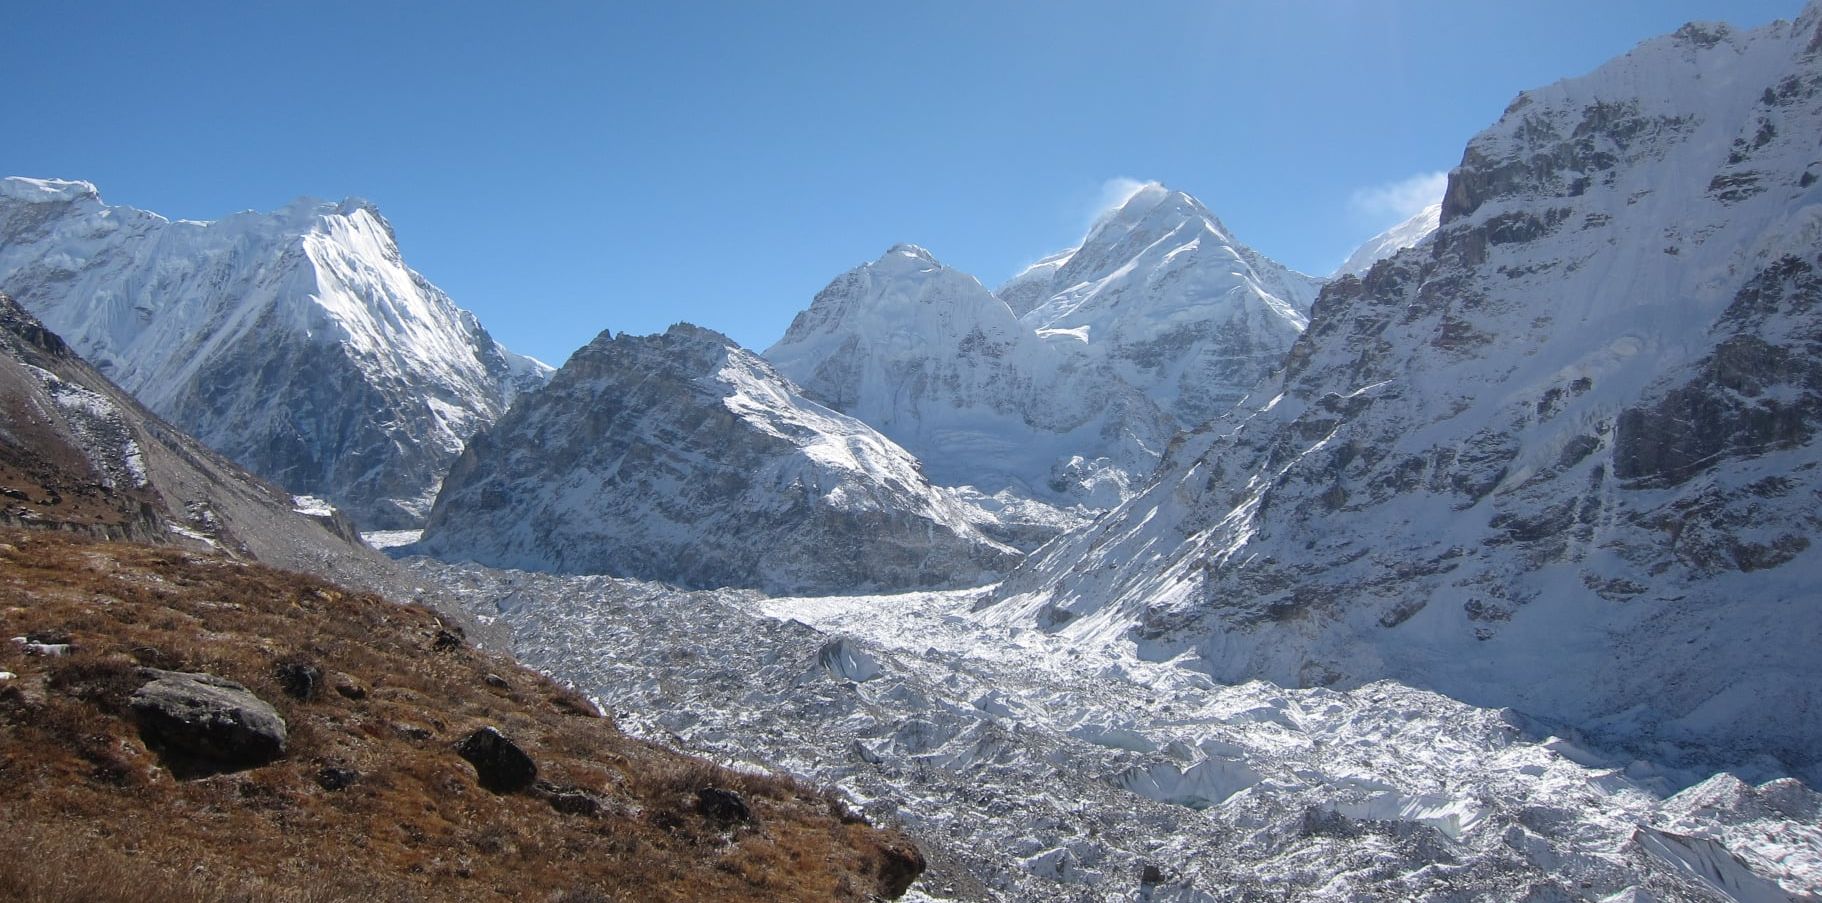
left=4, top=1, right=1800, bottom=365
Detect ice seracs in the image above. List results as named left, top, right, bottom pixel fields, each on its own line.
left=0, top=178, right=551, bottom=529
left=992, top=4, right=1822, bottom=770
left=419, top=323, right=1018, bottom=593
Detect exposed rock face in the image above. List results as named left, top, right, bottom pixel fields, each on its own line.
left=130, top=669, right=287, bottom=771
left=993, top=6, right=1822, bottom=767
left=420, top=324, right=1018, bottom=593
left=0, top=179, right=551, bottom=528
left=767, top=244, right=1170, bottom=513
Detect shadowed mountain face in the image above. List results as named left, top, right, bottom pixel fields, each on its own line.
left=0, top=178, right=550, bottom=530
left=994, top=8, right=1822, bottom=769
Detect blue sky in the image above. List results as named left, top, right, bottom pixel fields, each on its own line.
left=4, top=1, right=1800, bottom=365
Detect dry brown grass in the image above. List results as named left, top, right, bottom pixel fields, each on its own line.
left=0, top=529, right=921, bottom=902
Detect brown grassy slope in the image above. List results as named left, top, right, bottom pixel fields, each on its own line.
left=0, top=529, right=921, bottom=902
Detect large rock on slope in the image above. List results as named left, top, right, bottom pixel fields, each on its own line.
left=130, top=669, right=288, bottom=771
left=0, top=179, right=551, bottom=528
left=992, top=7, right=1822, bottom=769
left=420, top=323, right=1018, bottom=593
left=766, top=244, right=1170, bottom=511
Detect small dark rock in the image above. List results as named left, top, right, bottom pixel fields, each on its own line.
left=1140, top=863, right=1166, bottom=885
left=315, top=765, right=360, bottom=791
left=483, top=673, right=510, bottom=689
left=695, top=786, right=753, bottom=824
left=535, top=780, right=604, bottom=817
left=331, top=672, right=368, bottom=700
left=129, top=669, right=287, bottom=774
left=456, top=726, right=537, bottom=793
left=432, top=627, right=464, bottom=652
left=275, top=659, right=323, bottom=701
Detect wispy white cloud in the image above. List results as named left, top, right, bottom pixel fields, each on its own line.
left=1348, top=171, right=1448, bottom=223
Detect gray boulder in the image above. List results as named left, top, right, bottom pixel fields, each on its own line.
left=129, top=669, right=288, bottom=772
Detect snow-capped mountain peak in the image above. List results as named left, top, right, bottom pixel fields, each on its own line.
left=0, top=178, right=552, bottom=528
left=1007, top=181, right=1324, bottom=429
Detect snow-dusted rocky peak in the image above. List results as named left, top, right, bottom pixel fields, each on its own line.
left=1008, top=182, right=1325, bottom=428
left=767, top=244, right=1170, bottom=515
left=0, top=178, right=551, bottom=528
left=1335, top=201, right=1442, bottom=277
left=995, top=8, right=1822, bottom=771
left=420, top=323, right=1019, bottom=593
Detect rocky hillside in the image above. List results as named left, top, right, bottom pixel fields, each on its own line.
left=420, top=324, right=1018, bottom=593
left=0, top=179, right=550, bottom=529
left=994, top=7, right=1822, bottom=770
left=0, top=529, right=922, bottom=902
left=0, top=291, right=410, bottom=586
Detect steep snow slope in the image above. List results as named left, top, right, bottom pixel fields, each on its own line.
left=0, top=178, right=550, bottom=528
left=1334, top=201, right=1443, bottom=277
left=767, top=244, right=1170, bottom=515
left=995, top=8, right=1822, bottom=770
left=408, top=560, right=1822, bottom=902
left=420, top=323, right=1018, bottom=593
left=1008, top=183, right=1324, bottom=428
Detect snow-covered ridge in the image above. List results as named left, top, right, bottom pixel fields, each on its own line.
left=1335, top=201, right=1442, bottom=276
left=0, top=177, right=552, bottom=528
left=421, top=323, right=1017, bottom=593
left=994, top=4, right=1822, bottom=771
